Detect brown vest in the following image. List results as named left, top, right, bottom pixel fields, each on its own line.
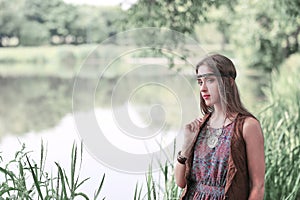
left=180, top=113, right=249, bottom=200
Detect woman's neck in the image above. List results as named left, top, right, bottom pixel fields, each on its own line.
left=210, top=111, right=225, bottom=128
left=212, top=103, right=225, bottom=118
left=210, top=103, right=237, bottom=128
left=209, top=103, right=228, bottom=128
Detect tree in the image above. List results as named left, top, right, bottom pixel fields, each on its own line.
left=228, top=0, right=300, bottom=72
left=0, top=0, right=125, bottom=46
left=0, top=0, right=25, bottom=46
left=126, top=0, right=300, bottom=72
left=19, top=21, right=50, bottom=46
left=67, top=6, right=123, bottom=44
left=126, top=0, right=237, bottom=34
left=23, top=0, right=75, bottom=45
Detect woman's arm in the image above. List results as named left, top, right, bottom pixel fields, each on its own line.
left=175, top=118, right=202, bottom=188
left=243, top=117, right=265, bottom=200
left=174, top=160, right=187, bottom=188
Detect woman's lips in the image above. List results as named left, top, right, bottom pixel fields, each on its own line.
left=202, top=95, right=210, bottom=99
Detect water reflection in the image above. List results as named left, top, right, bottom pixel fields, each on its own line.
left=0, top=76, right=73, bottom=138
left=0, top=74, right=199, bottom=140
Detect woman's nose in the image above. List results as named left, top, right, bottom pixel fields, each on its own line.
left=200, top=82, right=207, bottom=92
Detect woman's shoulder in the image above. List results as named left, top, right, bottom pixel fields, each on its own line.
left=241, top=115, right=263, bottom=139
left=236, top=112, right=259, bottom=124
left=242, top=113, right=258, bottom=121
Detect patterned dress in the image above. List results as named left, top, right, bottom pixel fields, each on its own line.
left=184, top=122, right=235, bottom=200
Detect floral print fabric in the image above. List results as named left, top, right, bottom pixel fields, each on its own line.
left=184, top=122, right=235, bottom=200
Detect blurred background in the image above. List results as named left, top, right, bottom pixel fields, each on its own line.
left=0, top=0, right=299, bottom=199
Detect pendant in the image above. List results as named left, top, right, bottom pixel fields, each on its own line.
left=215, top=129, right=222, bottom=136
left=207, top=135, right=218, bottom=148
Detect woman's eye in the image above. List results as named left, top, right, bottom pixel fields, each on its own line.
left=198, top=81, right=203, bottom=85
left=207, top=78, right=214, bottom=83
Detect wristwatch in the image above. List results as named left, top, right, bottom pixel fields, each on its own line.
left=177, top=151, right=187, bottom=165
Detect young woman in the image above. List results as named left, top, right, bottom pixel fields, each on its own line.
left=174, top=54, right=265, bottom=200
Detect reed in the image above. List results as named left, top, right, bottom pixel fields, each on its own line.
left=134, top=142, right=182, bottom=200
left=0, top=141, right=105, bottom=200
left=259, top=55, right=300, bottom=200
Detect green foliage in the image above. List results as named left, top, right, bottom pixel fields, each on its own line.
left=0, top=141, right=105, bottom=200
left=0, top=0, right=124, bottom=46
left=19, top=21, right=50, bottom=46
left=0, top=0, right=24, bottom=39
left=127, top=0, right=300, bottom=73
left=67, top=6, right=122, bottom=44
left=126, top=0, right=236, bottom=34
left=134, top=142, right=182, bottom=200
left=228, top=0, right=300, bottom=72
left=23, top=0, right=80, bottom=40
left=259, top=53, right=300, bottom=199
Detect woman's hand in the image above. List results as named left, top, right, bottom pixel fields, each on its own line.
left=175, top=117, right=202, bottom=188
left=181, top=118, right=202, bottom=157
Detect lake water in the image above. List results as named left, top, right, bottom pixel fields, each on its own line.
left=0, top=109, right=161, bottom=199
left=0, top=73, right=199, bottom=199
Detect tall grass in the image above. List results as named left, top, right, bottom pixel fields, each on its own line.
left=134, top=142, right=182, bottom=200
left=260, top=53, right=300, bottom=200
left=0, top=141, right=105, bottom=200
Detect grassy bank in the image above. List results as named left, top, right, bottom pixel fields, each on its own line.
left=0, top=45, right=97, bottom=77
left=0, top=44, right=232, bottom=77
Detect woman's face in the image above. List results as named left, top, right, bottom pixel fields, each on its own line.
left=197, top=65, right=220, bottom=107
